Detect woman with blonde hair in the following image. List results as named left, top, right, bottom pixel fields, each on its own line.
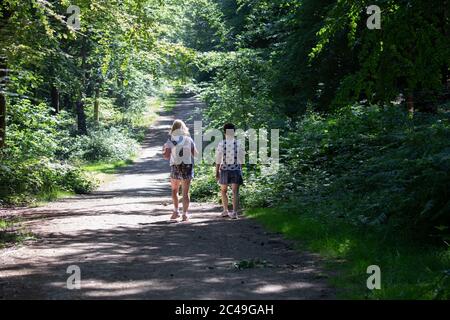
left=163, top=119, right=198, bottom=222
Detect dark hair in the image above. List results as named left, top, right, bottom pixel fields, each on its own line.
left=223, top=123, right=236, bottom=134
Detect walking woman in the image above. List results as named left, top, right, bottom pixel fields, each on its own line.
left=163, top=120, right=198, bottom=222
left=215, top=123, right=245, bottom=219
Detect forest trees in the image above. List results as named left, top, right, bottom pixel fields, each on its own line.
left=0, top=0, right=448, bottom=299
left=0, top=0, right=176, bottom=141
left=313, top=0, right=450, bottom=111
left=187, top=0, right=449, bottom=116
left=185, top=0, right=450, bottom=242
left=0, top=0, right=191, bottom=204
left=1, top=0, right=449, bottom=229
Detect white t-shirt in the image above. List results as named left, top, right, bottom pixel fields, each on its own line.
left=165, top=135, right=197, bottom=166
left=215, top=138, right=245, bottom=171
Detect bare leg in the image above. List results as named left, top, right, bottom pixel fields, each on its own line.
left=231, top=184, right=240, bottom=214
left=171, top=179, right=181, bottom=213
left=181, top=179, right=191, bottom=214
left=220, top=185, right=229, bottom=212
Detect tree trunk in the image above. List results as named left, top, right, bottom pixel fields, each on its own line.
left=76, top=35, right=88, bottom=134
left=76, top=101, right=87, bottom=135
left=0, top=92, right=6, bottom=149
left=0, top=57, right=7, bottom=148
left=94, top=87, right=100, bottom=124
left=0, top=4, right=11, bottom=149
left=51, top=85, right=60, bottom=114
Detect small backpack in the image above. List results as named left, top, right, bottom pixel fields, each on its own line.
left=163, top=136, right=184, bottom=160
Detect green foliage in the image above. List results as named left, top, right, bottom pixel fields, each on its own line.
left=179, top=0, right=230, bottom=52
left=278, top=105, right=450, bottom=234
left=188, top=0, right=449, bottom=112
left=0, top=0, right=448, bottom=299
left=5, top=99, right=62, bottom=160
left=194, top=105, right=450, bottom=238
left=0, top=99, right=95, bottom=204
left=83, top=159, right=134, bottom=174
left=0, top=158, right=97, bottom=205
left=197, top=49, right=280, bottom=129
left=314, top=0, right=450, bottom=105
left=233, top=259, right=270, bottom=270
left=0, top=0, right=191, bottom=204
left=75, top=127, right=139, bottom=162
left=191, top=164, right=219, bottom=202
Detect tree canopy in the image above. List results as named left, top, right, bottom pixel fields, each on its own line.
left=0, top=0, right=449, bottom=299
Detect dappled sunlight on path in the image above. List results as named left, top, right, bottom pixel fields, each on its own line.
left=0, top=94, right=333, bottom=300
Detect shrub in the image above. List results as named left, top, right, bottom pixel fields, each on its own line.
left=5, top=99, right=64, bottom=161
left=193, top=104, right=450, bottom=238
left=0, top=158, right=97, bottom=205
left=74, top=127, right=140, bottom=162
left=191, top=165, right=219, bottom=202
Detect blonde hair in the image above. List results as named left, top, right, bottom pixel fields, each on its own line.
left=170, top=119, right=190, bottom=136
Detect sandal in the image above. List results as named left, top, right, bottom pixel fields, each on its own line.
left=221, top=211, right=229, bottom=218
left=170, top=210, right=180, bottom=220
left=228, top=211, right=238, bottom=220
left=182, top=213, right=190, bottom=222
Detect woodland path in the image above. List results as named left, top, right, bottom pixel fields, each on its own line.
left=0, top=95, right=334, bottom=299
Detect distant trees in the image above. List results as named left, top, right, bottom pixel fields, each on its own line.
left=0, top=0, right=187, bottom=141
left=0, top=0, right=195, bottom=204
left=3, top=0, right=444, bottom=136
left=185, top=0, right=450, bottom=118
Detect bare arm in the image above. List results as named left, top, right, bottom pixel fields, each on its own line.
left=191, top=142, right=198, bottom=157
left=216, top=164, right=221, bottom=181
left=215, top=141, right=222, bottom=180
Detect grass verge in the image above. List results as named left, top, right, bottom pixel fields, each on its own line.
left=160, top=85, right=182, bottom=112
left=83, top=159, right=135, bottom=174
left=0, top=218, right=35, bottom=249
left=33, top=190, right=76, bottom=207
left=246, top=207, right=450, bottom=299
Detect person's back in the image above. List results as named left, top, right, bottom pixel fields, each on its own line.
left=167, top=134, right=196, bottom=166
left=217, top=137, right=244, bottom=172
left=163, top=120, right=198, bottom=222
left=215, top=123, right=245, bottom=219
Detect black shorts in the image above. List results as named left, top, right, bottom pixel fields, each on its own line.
left=170, top=164, right=194, bottom=180
left=219, top=170, right=243, bottom=185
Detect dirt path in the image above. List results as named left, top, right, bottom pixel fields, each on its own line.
left=0, top=95, right=334, bottom=300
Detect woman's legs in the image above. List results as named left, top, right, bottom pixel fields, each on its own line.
left=171, top=179, right=181, bottom=213
left=220, top=184, right=229, bottom=213
left=231, top=184, right=240, bottom=214
left=181, top=179, right=192, bottom=215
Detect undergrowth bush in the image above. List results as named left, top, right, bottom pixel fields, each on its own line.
left=191, top=165, right=219, bottom=202
left=193, top=104, right=450, bottom=239
left=73, top=127, right=140, bottom=162
left=0, top=158, right=97, bottom=204
left=0, top=99, right=105, bottom=205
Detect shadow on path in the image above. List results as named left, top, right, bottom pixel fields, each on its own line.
left=0, top=94, right=334, bottom=300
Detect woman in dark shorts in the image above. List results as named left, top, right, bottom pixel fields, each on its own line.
left=163, top=120, right=198, bottom=222
left=215, top=123, right=245, bottom=219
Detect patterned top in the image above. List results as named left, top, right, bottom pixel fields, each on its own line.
left=215, top=139, right=245, bottom=171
